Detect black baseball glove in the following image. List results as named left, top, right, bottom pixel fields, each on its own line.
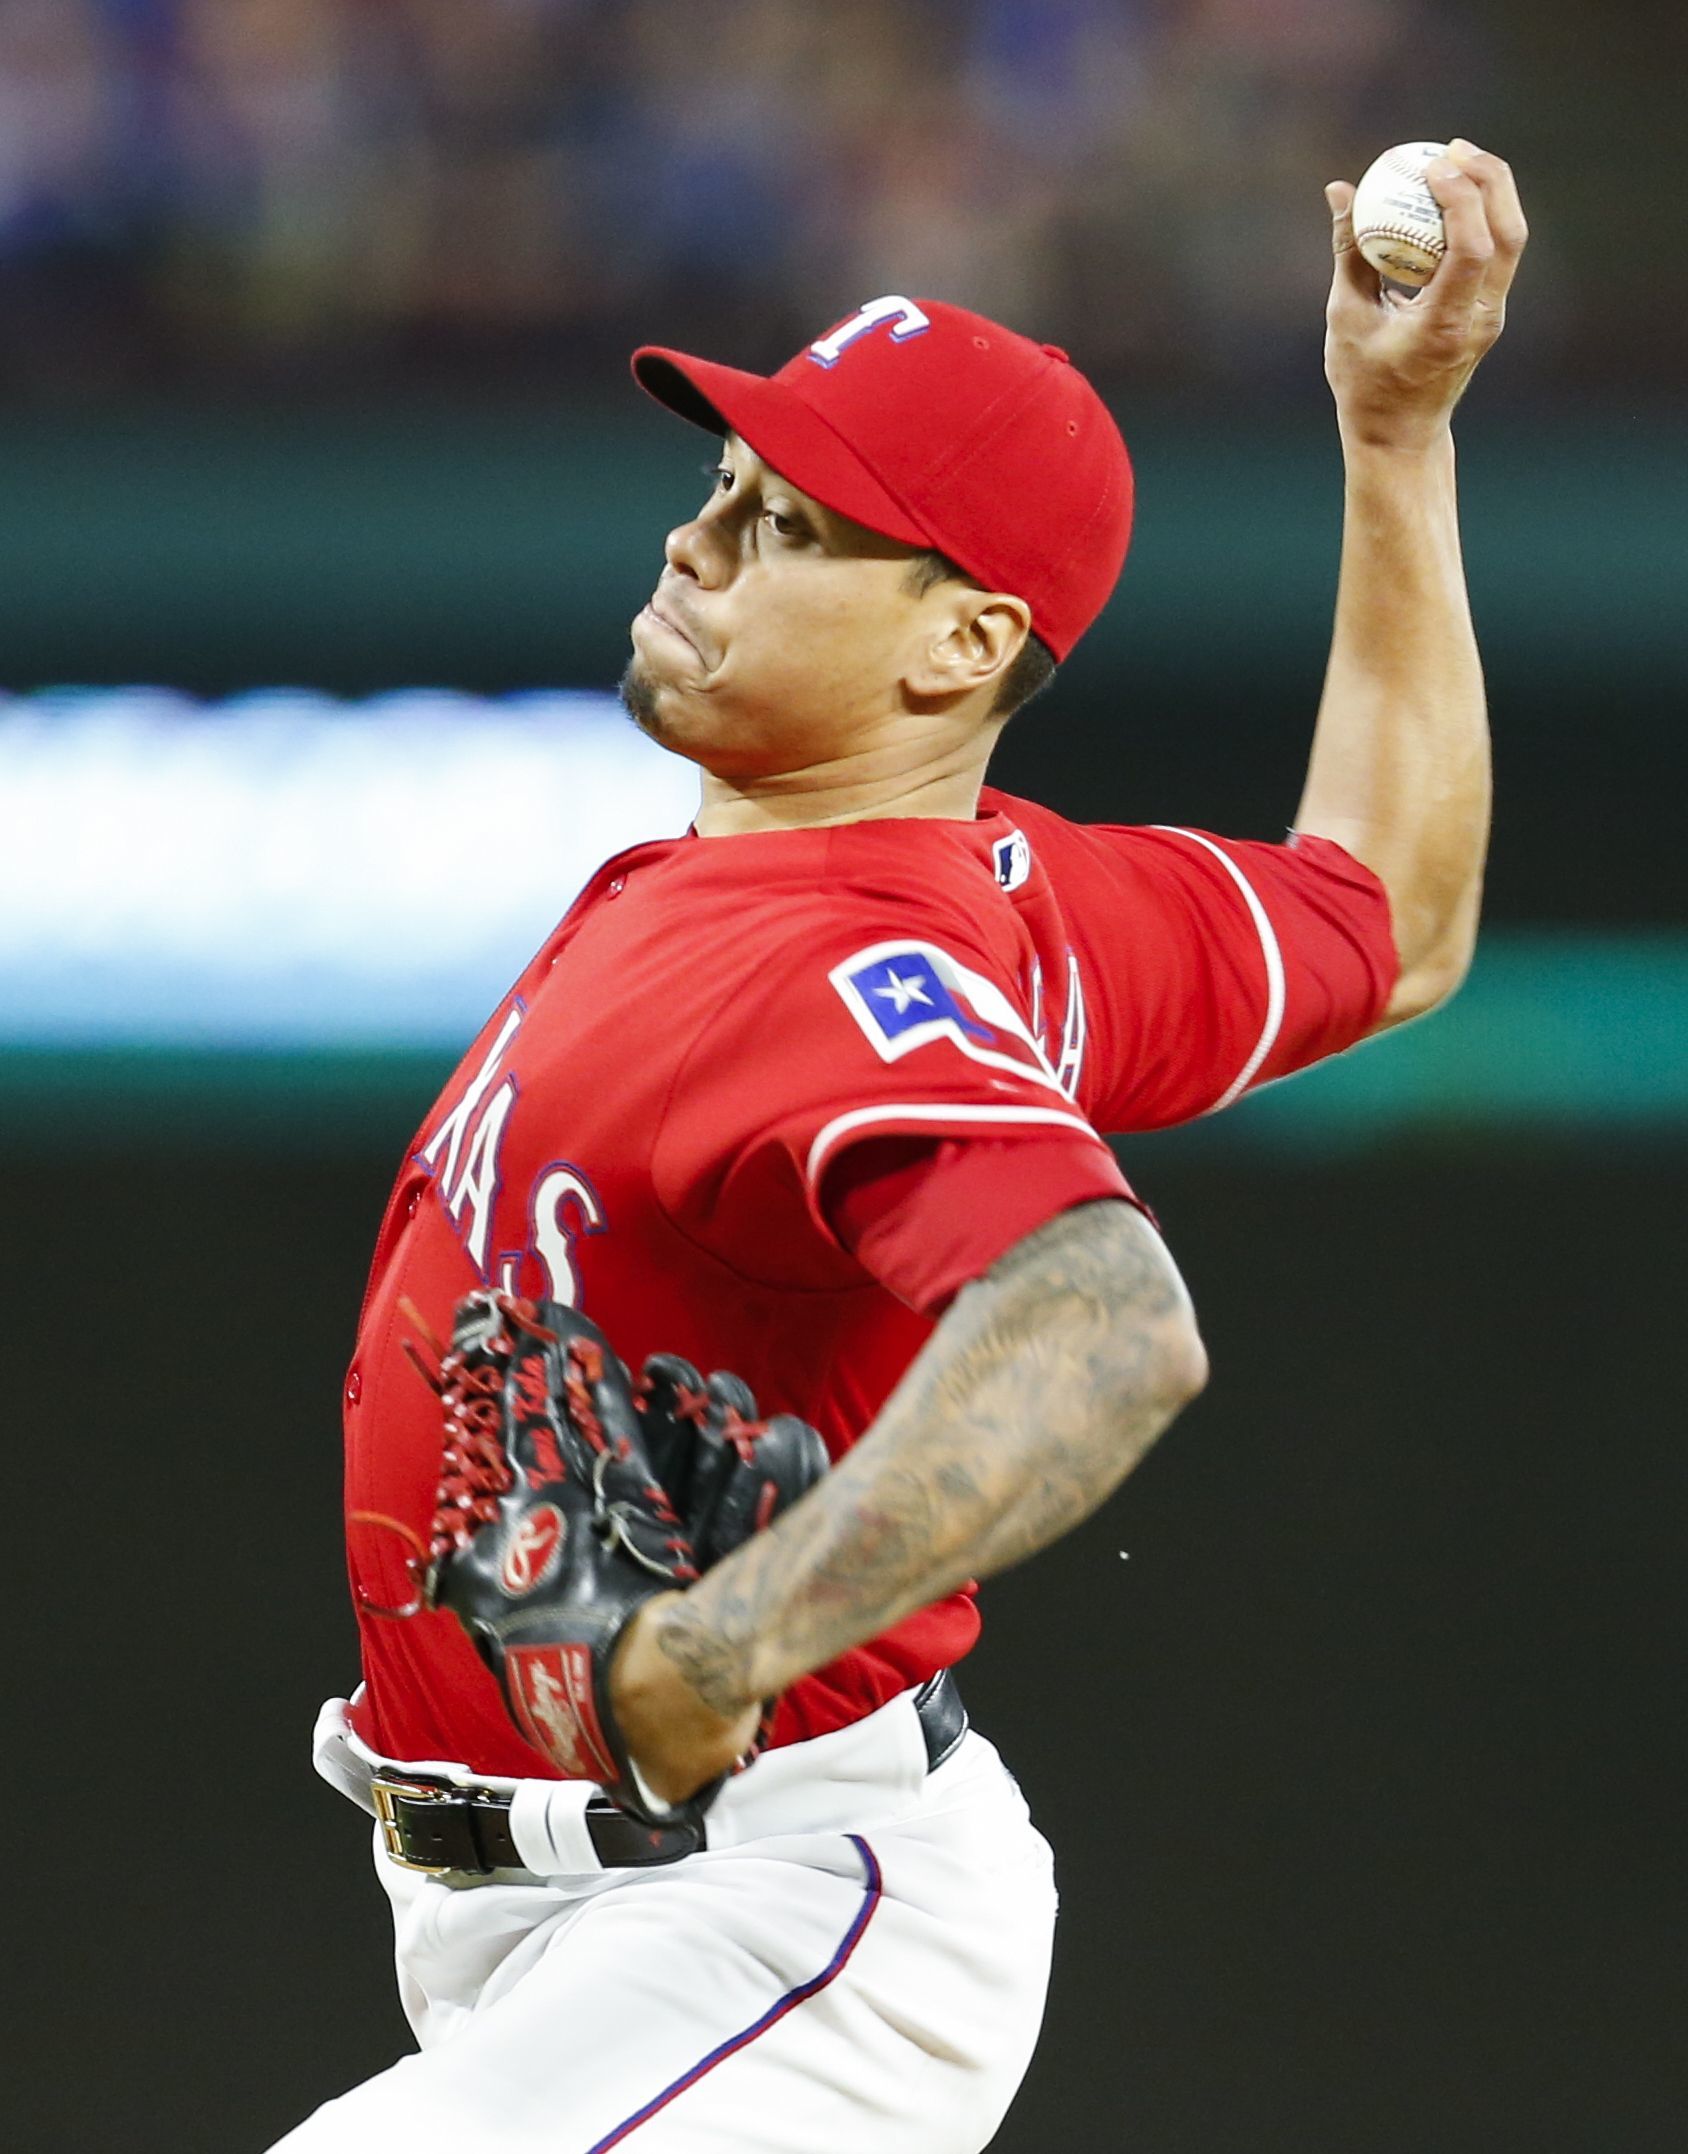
left=637, top=1353, right=832, bottom=1573
left=361, top=1290, right=826, bottom=1832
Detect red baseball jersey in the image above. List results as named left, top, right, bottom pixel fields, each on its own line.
left=343, top=786, right=1396, bottom=1775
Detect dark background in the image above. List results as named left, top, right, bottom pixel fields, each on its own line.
left=9, top=1138, right=1684, bottom=2153
left=4, top=1, right=1686, bottom=2148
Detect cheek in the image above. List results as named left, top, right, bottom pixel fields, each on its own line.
left=732, top=586, right=897, bottom=708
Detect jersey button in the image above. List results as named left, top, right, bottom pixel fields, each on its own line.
left=607, top=877, right=626, bottom=897
left=345, top=1367, right=362, bottom=1405
left=405, top=1189, right=420, bottom=1218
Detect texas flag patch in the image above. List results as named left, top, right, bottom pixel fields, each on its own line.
left=829, top=941, right=1063, bottom=1092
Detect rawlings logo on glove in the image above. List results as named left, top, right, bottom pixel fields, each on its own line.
left=353, top=1290, right=827, bottom=1832
left=500, top=1506, right=567, bottom=1596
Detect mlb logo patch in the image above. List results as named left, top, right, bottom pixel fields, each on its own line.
left=993, top=829, right=1032, bottom=892
left=829, top=940, right=1063, bottom=1092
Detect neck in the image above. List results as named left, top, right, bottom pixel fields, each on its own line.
left=692, top=734, right=996, bottom=837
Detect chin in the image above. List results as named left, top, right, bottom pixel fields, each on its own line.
left=621, top=657, right=784, bottom=782
left=619, top=657, right=672, bottom=741
left=619, top=657, right=711, bottom=763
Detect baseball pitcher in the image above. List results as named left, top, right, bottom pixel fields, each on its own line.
left=275, top=144, right=1526, bottom=2151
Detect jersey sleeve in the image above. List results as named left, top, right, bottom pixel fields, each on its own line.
left=651, top=891, right=1126, bottom=1291
left=827, top=1132, right=1137, bottom=1317
left=1012, top=807, right=1400, bottom=1132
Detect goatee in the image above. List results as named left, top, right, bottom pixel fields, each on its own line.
left=618, top=657, right=668, bottom=742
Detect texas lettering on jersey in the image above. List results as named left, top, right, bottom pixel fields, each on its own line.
left=414, top=1002, right=606, bottom=1306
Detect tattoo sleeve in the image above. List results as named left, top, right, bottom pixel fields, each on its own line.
left=650, top=1197, right=1207, bottom=1719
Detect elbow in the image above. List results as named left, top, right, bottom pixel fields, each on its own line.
left=1156, top=1309, right=1210, bottom=1415
left=1380, top=873, right=1483, bottom=1024
left=1382, top=933, right=1476, bottom=1027
left=1379, top=868, right=1486, bottom=1029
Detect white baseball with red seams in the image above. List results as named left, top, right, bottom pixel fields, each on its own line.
left=1353, top=141, right=1450, bottom=287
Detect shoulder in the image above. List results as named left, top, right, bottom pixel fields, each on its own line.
left=980, top=789, right=1319, bottom=910
left=661, top=828, right=1057, bottom=1097
left=980, top=785, right=1164, bottom=862
left=976, top=785, right=1177, bottom=909
left=694, top=819, right=1031, bottom=963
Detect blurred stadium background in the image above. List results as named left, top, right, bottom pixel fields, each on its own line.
left=5, top=4, right=1683, bottom=2151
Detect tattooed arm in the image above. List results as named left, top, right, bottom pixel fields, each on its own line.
left=610, top=1197, right=1208, bottom=1801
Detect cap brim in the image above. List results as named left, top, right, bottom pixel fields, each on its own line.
left=632, top=346, right=936, bottom=552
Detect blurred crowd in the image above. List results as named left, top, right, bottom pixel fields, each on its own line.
left=0, top=0, right=1544, bottom=398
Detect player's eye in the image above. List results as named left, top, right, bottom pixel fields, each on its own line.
left=762, top=508, right=806, bottom=540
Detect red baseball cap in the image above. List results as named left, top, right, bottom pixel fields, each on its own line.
left=632, top=295, right=1133, bottom=663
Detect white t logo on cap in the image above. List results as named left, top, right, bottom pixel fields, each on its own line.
left=809, top=295, right=932, bottom=369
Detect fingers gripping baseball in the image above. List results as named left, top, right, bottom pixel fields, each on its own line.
left=1323, top=140, right=1528, bottom=451
left=1324, top=181, right=1368, bottom=294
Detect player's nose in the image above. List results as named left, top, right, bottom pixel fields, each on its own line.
left=663, top=512, right=726, bottom=587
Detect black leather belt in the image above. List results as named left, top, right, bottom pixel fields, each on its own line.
left=370, top=1671, right=967, bottom=1877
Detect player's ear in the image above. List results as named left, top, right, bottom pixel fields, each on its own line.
left=906, top=591, right=1032, bottom=708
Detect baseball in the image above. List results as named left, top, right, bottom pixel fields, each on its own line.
left=1352, top=141, right=1449, bottom=287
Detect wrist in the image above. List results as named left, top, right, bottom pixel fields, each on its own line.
left=610, top=1593, right=762, bottom=1804
left=1336, top=417, right=1457, bottom=466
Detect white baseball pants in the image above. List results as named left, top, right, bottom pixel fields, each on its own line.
left=268, top=1689, right=1058, bottom=2153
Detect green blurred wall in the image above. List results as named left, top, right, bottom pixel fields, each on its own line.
left=8, top=400, right=1680, bottom=924
left=7, top=402, right=1681, bottom=699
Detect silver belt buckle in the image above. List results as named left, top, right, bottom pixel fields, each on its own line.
left=370, top=1773, right=457, bottom=1874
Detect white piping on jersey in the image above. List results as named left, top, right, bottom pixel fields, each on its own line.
left=806, top=1102, right=1105, bottom=1190
left=1150, top=826, right=1286, bottom=1113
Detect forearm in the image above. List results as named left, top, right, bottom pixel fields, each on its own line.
left=636, top=1199, right=1205, bottom=1725
left=1296, top=432, right=1491, bottom=1015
